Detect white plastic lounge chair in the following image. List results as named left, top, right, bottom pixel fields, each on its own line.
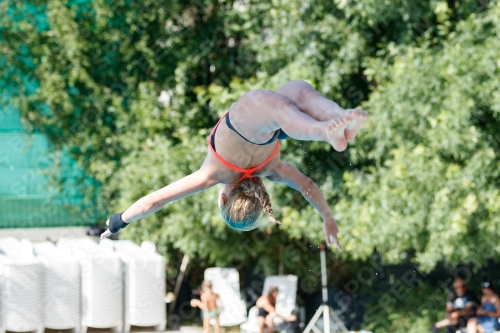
left=263, top=275, right=298, bottom=318
left=204, top=268, right=247, bottom=327
left=240, top=275, right=298, bottom=333
left=240, top=306, right=261, bottom=333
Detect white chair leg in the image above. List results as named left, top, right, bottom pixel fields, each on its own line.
left=36, top=326, right=44, bottom=333
left=80, top=325, right=88, bottom=333
left=123, top=322, right=131, bottom=333
left=113, top=324, right=124, bottom=333
left=155, top=321, right=166, bottom=331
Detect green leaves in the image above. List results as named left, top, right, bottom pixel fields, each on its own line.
left=339, top=2, right=500, bottom=270
left=1, top=0, right=499, bottom=283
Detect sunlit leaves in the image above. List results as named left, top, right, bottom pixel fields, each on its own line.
left=1, top=0, right=499, bottom=280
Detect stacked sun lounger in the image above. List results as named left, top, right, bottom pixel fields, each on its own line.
left=0, top=238, right=44, bottom=333
left=105, top=239, right=166, bottom=333
left=58, top=237, right=124, bottom=333
left=0, top=236, right=168, bottom=333
left=32, top=241, right=81, bottom=332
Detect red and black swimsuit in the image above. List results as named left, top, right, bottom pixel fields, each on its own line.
left=207, top=110, right=288, bottom=184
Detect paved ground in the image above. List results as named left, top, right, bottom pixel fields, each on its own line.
left=40, top=325, right=240, bottom=333
left=17, top=326, right=369, bottom=333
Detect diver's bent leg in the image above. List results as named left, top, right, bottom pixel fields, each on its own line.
left=276, top=100, right=352, bottom=152
left=275, top=80, right=345, bottom=121
left=275, top=80, right=369, bottom=142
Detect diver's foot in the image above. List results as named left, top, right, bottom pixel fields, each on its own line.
left=325, top=116, right=352, bottom=152
left=344, top=108, right=369, bottom=142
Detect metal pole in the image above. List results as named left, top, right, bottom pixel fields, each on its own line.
left=303, top=307, right=324, bottom=333
left=320, top=246, right=328, bottom=303
left=303, top=245, right=348, bottom=333
left=323, top=305, right=330, bottom=333
left=168, top=253, right=190, bottom=314
left=330, top=308, right=349, bottom=333
left=320, top=245, right=330, bottom=333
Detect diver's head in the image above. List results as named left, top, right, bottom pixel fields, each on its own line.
left=219, top=177, right=280, bottom=231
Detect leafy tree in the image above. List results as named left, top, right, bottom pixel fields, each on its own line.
left=1, top=0, right=498, bottom=285
left=337, top=2, right=500, bottom=271
left=363, top=281, right=445, bottom=333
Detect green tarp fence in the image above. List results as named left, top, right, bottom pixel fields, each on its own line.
left=0, top=108, right=97, bottom=228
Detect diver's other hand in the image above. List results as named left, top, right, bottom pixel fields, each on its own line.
left=323, top=218, right=342, bottom=251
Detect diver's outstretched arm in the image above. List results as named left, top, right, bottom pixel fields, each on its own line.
left=100, top=170, right=220, bottom=239
left=266, top=161, right=342, bottom=251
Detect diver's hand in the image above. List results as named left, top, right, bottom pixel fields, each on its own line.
left=323, top=218, right=342, bottom=251
left=100, top=219, right=112, bottom=240
left=100, top=213, right=129, bottom=240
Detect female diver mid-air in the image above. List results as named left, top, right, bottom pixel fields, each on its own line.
left=100, top=80, right=369, bottom=250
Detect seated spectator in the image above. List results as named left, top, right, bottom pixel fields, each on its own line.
left=256, top=286, right=297, bottom=333
left=431, top=277, right=478, bottom=333
left=467, top=281, right=500, bottom=333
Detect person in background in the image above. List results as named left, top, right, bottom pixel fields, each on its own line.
left=467, top=281, right=500, bottom=333
left=257, top=286, right=297, bottom=333
left=190, top=280, right=222, bottom=333
left=431, top=277, right=478, bottom=333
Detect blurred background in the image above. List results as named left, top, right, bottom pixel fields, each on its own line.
left=1, top=0, right=500, bottom=332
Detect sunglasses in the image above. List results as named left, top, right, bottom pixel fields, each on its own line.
left=481, top=282, right=491, bottom=289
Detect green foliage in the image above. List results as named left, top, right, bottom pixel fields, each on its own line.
left=363, top=281, right=446, bottom=333
left=337, top=3, right=500, bottom=270
left=1, top=0, right=499, bottom=283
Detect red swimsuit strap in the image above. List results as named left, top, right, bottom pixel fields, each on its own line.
left=207, top=111, right=280, bottom=183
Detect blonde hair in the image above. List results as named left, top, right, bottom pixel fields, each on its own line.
left=221, top=177, right=281, bottom=230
